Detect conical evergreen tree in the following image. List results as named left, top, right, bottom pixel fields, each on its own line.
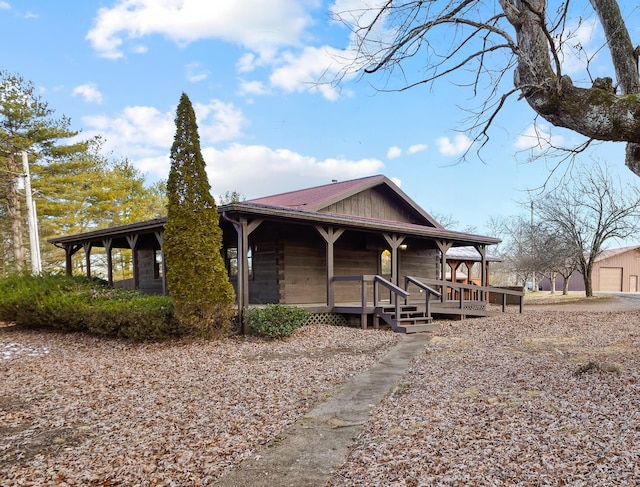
left=164, top=93, right=235, bottom=336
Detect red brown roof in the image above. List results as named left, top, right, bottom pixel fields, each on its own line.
left=247, top=175, right=386, bottom=210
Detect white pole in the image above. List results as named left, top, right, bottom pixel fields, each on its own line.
left=22, top=151, right=42, bottom=274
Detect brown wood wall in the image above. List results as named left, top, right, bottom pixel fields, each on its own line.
left=138, top=249, right=163, bottom=294
left=322, top=188, right=422, bottom=224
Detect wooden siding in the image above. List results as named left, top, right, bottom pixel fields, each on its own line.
left=399, top=247, right=439, bottom=281
left=321, top=187, right=422, bottom=224
left=279, top=228, right=441, bottom=305
left=281, top=233, right=326, bottom=304
left=137, top=249, right=163, bottom=294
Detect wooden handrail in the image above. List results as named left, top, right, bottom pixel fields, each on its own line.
left=333, top=275, right=410, bottom=329
left=404, top=276, right=441, bottom=298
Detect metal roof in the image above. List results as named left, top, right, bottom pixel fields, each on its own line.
left=48, top=175, right=500, bottom=248
left=446, top=246, right=502, bottom=262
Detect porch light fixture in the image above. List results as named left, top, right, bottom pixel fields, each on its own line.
left=399, top=244, right=408, bottom=250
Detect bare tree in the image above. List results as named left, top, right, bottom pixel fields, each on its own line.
left=335, top=1, right=640, bottom=176
left=535, top=163, right=640, bottom=296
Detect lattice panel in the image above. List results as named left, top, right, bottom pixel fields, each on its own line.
left=304, top=313, right=348, bottom=326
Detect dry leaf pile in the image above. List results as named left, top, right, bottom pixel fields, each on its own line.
left=1, top=324, right=400, bottom=486
left=330, top=309, right=640, bottom=486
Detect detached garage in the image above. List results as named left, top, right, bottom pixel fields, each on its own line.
left=540, top=245, right=640, bottom=293
left=544, top=246, right=640, bottom=293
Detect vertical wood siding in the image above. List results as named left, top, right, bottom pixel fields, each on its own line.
left=322, top=188, right=422, bottom=224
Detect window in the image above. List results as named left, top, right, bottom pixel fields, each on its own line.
left=154, top=249, right=163, bottom=279
left=227, top=247, right=253, bottom=277
left=380, top=249, right=391, bottom=275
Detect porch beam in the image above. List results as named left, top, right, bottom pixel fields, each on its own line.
left=155, top=231, right=166, bottom=295
left=383, top=233, right=405, bottom=286
left=316, top=226, right=345, bottom=308
left=65, top=244, right=82, bottom=276
left=223, top=214, right=263, bottom=333
left=103, top=238, right=113, bottom=286
left=436, top=240, right=453, bottom=303
left=475, top=244, right=487, bottom=301
left=83, top=243, right=92, bottom=279
left=126, top=234, right=139, bottom=290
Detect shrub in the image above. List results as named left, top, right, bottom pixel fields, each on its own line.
left=0, top=272, right=177, bottom=340
left=245, top=304, right=309, bottom=339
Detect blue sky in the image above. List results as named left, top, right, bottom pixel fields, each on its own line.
left=2, top=0, right=640, bottom=238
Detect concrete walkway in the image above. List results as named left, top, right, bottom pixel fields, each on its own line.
left=213, top=333, right=431, bottom=487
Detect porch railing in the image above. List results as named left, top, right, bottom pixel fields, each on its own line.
left=413, top=277, right=524, bottom=313
left=404, top=276, right=441, bottom=320
left=333, top=275, right=409, bottom=328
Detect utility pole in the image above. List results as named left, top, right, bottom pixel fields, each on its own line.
left=22, top=151, right=42, bottom=273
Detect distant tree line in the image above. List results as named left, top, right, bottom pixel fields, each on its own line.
left=489, top=163, right=640, bottom=297
left=0, top=70, right=166, bottom=278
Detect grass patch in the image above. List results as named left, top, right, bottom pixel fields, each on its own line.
left=523, top=291, right=613, bottom=305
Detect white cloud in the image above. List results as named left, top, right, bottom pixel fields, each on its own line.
left=202, top=144, right=385, bottom=198
left=72, top=83, right=103, bottom=104
left=79, top=100, right=245, bottom=179
left=407, top=144, right=427, bottom=155
left=86, top=0, right=315, bottom=59
left=186, top=62, right=208, bottom=83
left=238, top=79, right=270, bottom=96
left=557, top=18, right=601, bottom=77
left=436, top=134, right=472, bottom=156
left=131, top=44, right=148, bottom=54
left=514, top=123, right=564, bottom=152
left=0, top=2, right=10, bottom=10
left=269, top=45, right=356, bottom=101
left=387, top=146, right=402, bottom=159
left=193, top=100, right=246, bottom=143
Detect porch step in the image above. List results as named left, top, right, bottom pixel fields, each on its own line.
left=374, top=305, right=436, bottom=334
left=395, top=323, right=439, bottom=334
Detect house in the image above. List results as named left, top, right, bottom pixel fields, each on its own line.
left=540, top=245, right=640, bottom=293
left=49, top=175, right=523, bottom=332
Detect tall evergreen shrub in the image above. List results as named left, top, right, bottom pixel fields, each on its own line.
left=164, top=93, right=236, bottom=337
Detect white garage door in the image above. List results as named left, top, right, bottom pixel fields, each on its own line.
left=600, top=267, right=623, bottom=292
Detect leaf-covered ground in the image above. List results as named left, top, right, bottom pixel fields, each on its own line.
left=1, top=325, right=400, bottom=486
left=329, top=309, right=640, bottom=486
left=2, top=304, right=640, bottom=486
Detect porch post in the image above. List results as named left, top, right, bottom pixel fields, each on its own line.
left=126, top=235, right=139, bottom=290
left=383, top=233, right=405, bottom=286
left=475, top=244, right=487, bottom=301
left=64, top=244, right=82, bottom=276
left=155, top=231, right=166, bottom=295
left=223, top=214, right=262, bottom=333
left=436, top=240, right=453, bottom=303
left=83, top=243, right=92, bottom=279
left=316, top=226, right=345, bottom=308
left=103, top=238, right=113, bottom=286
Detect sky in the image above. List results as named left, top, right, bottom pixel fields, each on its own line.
left=2, top=0, right=640, bottom=240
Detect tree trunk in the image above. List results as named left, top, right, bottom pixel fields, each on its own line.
left=583, top=263, right=595, bottom=297
left=5, top=153, right=25, bottom=270
left=550, top=272, right=556, bottom=294
left=562, top=275, right=570, bottom=295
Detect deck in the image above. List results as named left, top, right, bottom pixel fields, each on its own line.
left=328, top=275, right=524, bottom=333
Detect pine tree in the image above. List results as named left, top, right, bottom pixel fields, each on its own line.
left=164, top=93, right=235, bottom=336
left=0, top=70, right=86, bottom=272
left=33, top=138, right=167, bottom=274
